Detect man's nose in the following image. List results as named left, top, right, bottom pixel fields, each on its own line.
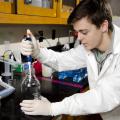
left=77, top=32, right=84, bottom=42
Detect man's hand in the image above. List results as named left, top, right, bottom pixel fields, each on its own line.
left=20, top=96, right=51, bottom=116
left=21, top=29, right=40, bottom=59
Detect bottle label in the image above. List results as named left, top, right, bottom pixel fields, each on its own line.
left=23, top=62, right=31, bottom=73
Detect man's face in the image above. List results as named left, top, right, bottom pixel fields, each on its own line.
left=73, top=17, right=103, bottom=51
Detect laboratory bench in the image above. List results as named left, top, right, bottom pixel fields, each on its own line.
left=0, top=75, right=102, bottom=120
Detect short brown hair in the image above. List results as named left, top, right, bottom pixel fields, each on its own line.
left=68, top=0, right=113, bottom=32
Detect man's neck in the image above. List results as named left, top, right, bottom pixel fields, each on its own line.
left=97, top=32, right=112, bottom=52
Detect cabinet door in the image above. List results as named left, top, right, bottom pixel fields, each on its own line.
left=76, top=0, right=80, bottom=5
left=0, top=1, right=15, bottom=13
left=57, top=0, right=77, bottom=19
left=17, top=0, right=57, bottom=17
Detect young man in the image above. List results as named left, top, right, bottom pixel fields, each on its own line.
left=20, top=0, right=120, bottom=120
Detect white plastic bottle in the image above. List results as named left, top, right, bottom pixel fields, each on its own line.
left=32, top=0, right=42, bottom=7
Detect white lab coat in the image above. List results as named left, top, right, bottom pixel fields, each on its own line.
left=38, top=24, right=120, bottom=120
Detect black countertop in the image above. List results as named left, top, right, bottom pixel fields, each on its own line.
left=0, top=75, right=81, bottom=120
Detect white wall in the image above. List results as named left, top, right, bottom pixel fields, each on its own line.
left=0, top=24, right=74, bottom=57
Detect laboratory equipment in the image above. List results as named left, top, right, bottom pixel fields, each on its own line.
left=21, top=65, right=41, bottom=100
left=21, top=33, right=41, bottom=100
left=0, top=55, right=21, bottom=84
left=32, top=0, right=42, bottom=7
left=24, top=0, right=32, bottom=4
left=0, top=78, right=15, bottom=99
left=0, top=56, right=20, bottom=67
left=1, top=41, right=12, bottom=83
left=1, top=56, right=12, bottom=83
left=42, top=0, right=51, bottom=8
left=23, top=32, right=33, bottom=87
left=42, top=64, right=52, bottom=77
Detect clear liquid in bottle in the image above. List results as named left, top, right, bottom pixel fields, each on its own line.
left=21, top=64, right=41, bottom=100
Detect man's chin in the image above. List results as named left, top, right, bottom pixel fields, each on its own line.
left=84, top=46, right=91, bottom=51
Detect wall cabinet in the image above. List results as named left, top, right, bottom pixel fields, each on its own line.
left=0, top=1, right=15, bottom=13
left=76, top=0, right=80, bottom=5
left=57, top=0, right=77, bottom=19
left=0, top=0, right=80, bottom=24
left=17, top=0, right=57, bottom=17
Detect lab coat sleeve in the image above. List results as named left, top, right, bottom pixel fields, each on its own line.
left=37, top=45, right=86, bottom=71
left=51, top=58, right=120, bottom=115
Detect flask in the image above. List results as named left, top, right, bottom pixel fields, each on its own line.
left=21, top=65, right=41, bottom=100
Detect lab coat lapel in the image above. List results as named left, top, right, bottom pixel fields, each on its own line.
left=99, top=54, right=113, bottom=78
left=87, top=52, right=114, bottom=80
left=87, top=52, right=98, bottom=80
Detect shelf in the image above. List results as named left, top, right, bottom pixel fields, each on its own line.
left=0, top=13, right=67, bottom=25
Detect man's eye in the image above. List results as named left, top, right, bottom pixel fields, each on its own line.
left=82, top=31, right=88, bottom=35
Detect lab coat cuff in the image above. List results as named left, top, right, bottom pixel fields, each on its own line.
left=35, top=48, right=47, bottom=61
left=50, top=102, right=66, bottom=116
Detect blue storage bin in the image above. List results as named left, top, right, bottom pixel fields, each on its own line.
left=57, top=67, right=88, bottom=84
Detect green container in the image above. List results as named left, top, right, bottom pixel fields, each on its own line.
left=14, top=64, right=23, bottom=73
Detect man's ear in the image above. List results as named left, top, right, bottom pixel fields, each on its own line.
left=101, top=20, right=109, bottom=33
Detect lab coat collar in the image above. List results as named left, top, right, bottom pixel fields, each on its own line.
left=112, top=24, right=120, bottom=54
left=83, top=24, right=120, bottom=79
left=85, top=50, right=99, bottom=79
left=85, top=49, right=114, bottom=80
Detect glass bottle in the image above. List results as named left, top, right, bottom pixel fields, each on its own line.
left=21, top=64, right=41, bottom=100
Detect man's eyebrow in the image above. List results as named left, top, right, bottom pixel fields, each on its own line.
left=74, top=29, right=89, bottom=32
